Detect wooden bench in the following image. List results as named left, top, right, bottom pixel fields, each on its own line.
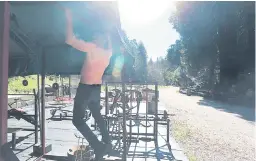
left=7, top=128, right=23, bottom=149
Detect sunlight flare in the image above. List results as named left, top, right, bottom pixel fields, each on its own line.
left=118, top=0, right=176, bottom=26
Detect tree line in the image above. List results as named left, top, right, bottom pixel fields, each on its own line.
left=126, top=2, right=255, bottom=106
left=167, top=2, right=254, bottom=102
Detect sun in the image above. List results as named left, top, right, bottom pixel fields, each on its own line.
left=118, top=0, right=176, bottom=26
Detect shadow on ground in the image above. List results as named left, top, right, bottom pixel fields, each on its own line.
left=198, top=98, right=255, bottom=122
left=37, top=142, right=178, bottom=161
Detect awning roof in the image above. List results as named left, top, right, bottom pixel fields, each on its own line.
left=9, top=1, right=123, bottom=77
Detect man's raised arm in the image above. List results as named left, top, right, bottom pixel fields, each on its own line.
left=64, top=8, right=96, bottom=53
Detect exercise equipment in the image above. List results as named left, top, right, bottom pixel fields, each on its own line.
left=8, top=89, right=40, bottom=149
left=95, top=82, right=170, bottom=161
left=8, top=108, right=37, bottom=126
left=52, top=82, right=59, bottom=90
left=67, top=133, right=94, bottom=161
left=8, top=90, right=39, bottom=127
left=22, top=79, right=28, bottom=86
left=49, top=107, right=91, bottom=121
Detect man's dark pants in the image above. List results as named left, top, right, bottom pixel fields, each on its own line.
left=72, top=83, right=110, bottom=150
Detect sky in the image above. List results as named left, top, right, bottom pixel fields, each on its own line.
left=118, top=0, right=180, bottom=61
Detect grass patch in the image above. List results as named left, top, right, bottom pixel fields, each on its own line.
left=172, top=122, right=197, bottom=161
left=158, top=85, right=170, bottom=89
left=187, top=154, right=197, bottom=161
left=8, top=75, right=69, bottom=94
left=172, top=122, right=191, bottom=141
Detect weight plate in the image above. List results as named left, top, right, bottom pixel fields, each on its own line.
left=22, top=80, right=28, bottom=86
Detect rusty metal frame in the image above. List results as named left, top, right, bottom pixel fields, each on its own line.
left=0, top=2, right=10, bottom=161
left=102, top=82, right=165, bottom=161
left=40, top=48, right=46, bottom=155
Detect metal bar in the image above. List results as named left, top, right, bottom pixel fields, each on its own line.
left=103, top=114, right=160, bottom=121
left=120, top=113, right=164, bottom=116
left=37, top=74, right=40, bottom=96
left=154, top=83, right=158, bottom=141
left=145, top=84, right=148, bottom=154
left=107, top=117, right=157, bottom=121
left=8, top=94, right=34, bottom=96
left=0, top=2, right=10, bottom=161
left=129, top=119, right=132, bottom=142
left=129, top=83, right=132, bottom=110
left=34, top=155, right=44, bottom=161
left=68, top=75, right=71, bottom=98
left=108, top=132, right=155, bottom=136
left=9, top=28, right=35, bottom=56
left=118, top=111, right=121, bottom=143
left=61, top=77, right=64, bottom=96
left=105, top=83, right=108, bottom=115
left=9, top=1, right=56, bottom=6
left=167, top=119, right=170, bottom=143
left=33, top=89, right=38, bottom=144
left=37, top=73, right=42, bottom=151
left=11, top=133, right=16, bottom=150
left=40, top=49, right=46, bottom=155
left=129, top=83, right=132, bottom=143
left=121, top=83, right=127, bottom=161
left=105, top=81, right=157, bottom=85
left=37, top=74, right=41, bottom=120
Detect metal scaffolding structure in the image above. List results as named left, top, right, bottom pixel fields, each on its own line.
left=92, top=82, right=170, bottom=161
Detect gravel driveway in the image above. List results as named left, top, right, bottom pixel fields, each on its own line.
left=159, top=87, right=255, bottom=161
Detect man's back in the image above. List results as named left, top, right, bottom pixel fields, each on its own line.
left=80, top=48, right=112, bottom=84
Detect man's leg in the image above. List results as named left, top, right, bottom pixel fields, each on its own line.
left=88, top=101, right=111, bottom=144
left=88, top=85, right=111, bottom=144
left=72, top=84, right=101, bottom=150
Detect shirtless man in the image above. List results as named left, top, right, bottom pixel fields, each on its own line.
left=64, top=8, right=112, bottom=160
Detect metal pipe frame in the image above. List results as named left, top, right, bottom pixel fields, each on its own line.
left=121, top=83, right=127, bottom=161
left=154, top=83, right=158, bottom=141
left=8, top=94, right=35, bottom=96
left=102, top=82, right=171, bottom=155
left=105, top=83, right=109, bottom=116
left=0, top=2, right=10, bottom=161
left=100, top=82, right=172, bottom=160
left=105, top=116, right=162, bottom=139
left=104, top=81, right=158, bottom=85
left=68, top=75, right=71, bottom=99
left=40, top=48, right=46, bottom=155
left=33, top=89, right=39, bottom=144
left=9, top=91, right=40, bottom=144
left=37, top=74, right=41, bottom=145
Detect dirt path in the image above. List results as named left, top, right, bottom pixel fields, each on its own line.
left=159, top=87, right=255, bottom=161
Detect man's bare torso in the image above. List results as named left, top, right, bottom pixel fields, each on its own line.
left=80, top=47, right=112, bottom=85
